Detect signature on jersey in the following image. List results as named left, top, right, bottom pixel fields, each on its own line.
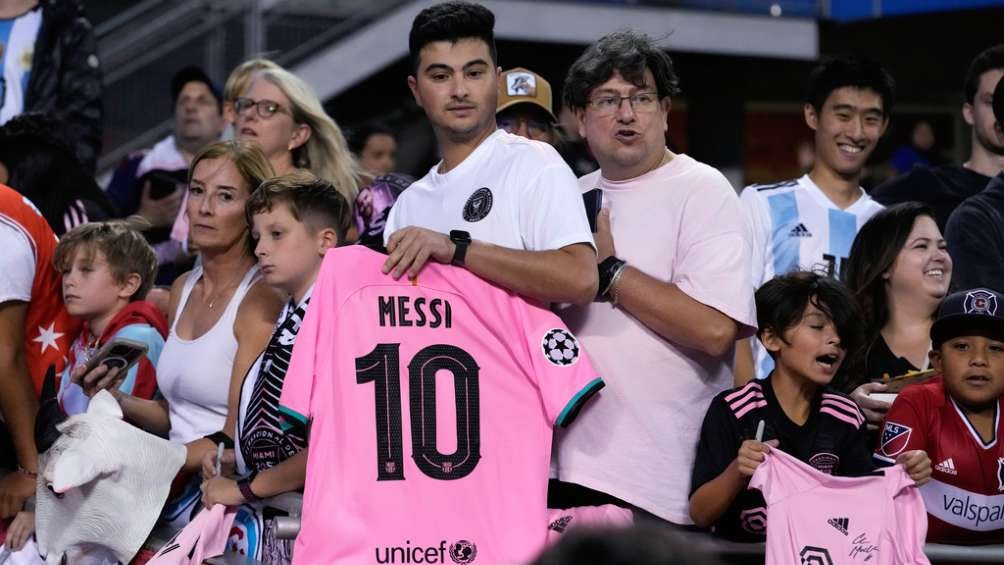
left=848, top=533, right=879, bottom=561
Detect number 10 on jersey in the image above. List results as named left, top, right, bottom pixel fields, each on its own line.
left=356, top=343, right=482, bottom=481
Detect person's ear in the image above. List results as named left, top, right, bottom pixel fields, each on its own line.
left=288, top=123, right=311, bottom=151
left=962, top=101, right=975, bottom=127
left=804, top=103, right=820, bottom=131
left=119, top=273, right=142, bottom=300
left=408, top=75, right=422, bottom=109
left=317, top=227, right=339, bottom=253
left=929, top=349, right=943, bottom=373
left=761, top=327, right=785, bottom=354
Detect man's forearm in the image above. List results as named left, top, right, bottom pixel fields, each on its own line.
left=464, top=241, right=598, bottom=305
left=613, top=267, right=739, bottom=357
left=0, top=355, right=40, bottom=471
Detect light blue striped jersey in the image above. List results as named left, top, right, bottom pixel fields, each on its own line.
left=741, top=174, right=883, bottom=377
left=0, top=5, right=40, bottom=126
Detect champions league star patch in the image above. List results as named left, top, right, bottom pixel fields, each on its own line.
left=880, top=422, right=912, bottom=457
left=462, top=187, right=493, bottom=222
left=965, top=290, right=998, bottom=316
left=542, top=328, right=580, bottom=367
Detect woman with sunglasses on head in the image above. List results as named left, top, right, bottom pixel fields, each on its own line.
left=235, top=67, right=363, bottom=205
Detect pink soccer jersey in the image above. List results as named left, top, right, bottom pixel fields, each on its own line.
left=750, top=448, right=929, bottom=565
left=279, top=246, right=604, bottom=565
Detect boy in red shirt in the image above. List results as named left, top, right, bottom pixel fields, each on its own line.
left=876, top=288, right=1004, bottom=544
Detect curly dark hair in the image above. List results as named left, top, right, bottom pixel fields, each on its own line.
left=563, top=30, right=681, bottom=111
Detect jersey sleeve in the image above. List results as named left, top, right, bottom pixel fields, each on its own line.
left=690, top=393, right=742, bottom=496
left=873, top=393, right=927, bottom=466
left=518, top=160, right=596, bottom=252
left=674, top=175, right=757, bottom=336
left=0, top=220, right=36, bottom=304
left=518, top=302, right=603, bottom=427
left=279, top=265, right=331, bottom=429
left=739, top=185, right=768, bottom=290
left=837, top=415, right=877, bottom=476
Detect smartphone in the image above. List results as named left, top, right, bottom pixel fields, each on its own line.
left=82, top=338, right=149, bottom=375
left=143, top=169, right=186, bottom=200
left=583, top=188, right=603, bottom=233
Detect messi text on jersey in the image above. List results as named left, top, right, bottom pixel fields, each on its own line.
left=379, top=296, right=453, bottom=329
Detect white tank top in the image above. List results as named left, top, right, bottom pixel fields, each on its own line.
left=157, top=263, right=261, bottom=444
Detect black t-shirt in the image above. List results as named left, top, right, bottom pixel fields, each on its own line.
left=690, top=375, right=874, bottom=542
left=871, top=165, right=991, bottom=231
left=865, top=335, right=921, bottom=382
left=945, top=172, right=1004, bottom=293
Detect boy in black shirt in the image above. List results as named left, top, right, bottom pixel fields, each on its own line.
left=689, top=272, right=931, bottom=541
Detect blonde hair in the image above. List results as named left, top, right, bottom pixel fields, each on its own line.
left=224, top=58, right=281, bottom=104
left=54, top=221, right=159, bottom=301
left=188, top=140, right=276, bottom=256
left=254, top=67, right=362, bottom=202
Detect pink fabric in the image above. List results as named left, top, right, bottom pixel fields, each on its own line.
left=280, top=246, right=603, bottom=565
left=147, top=505, right=236, bottom=565
left=545, top=506, right=634, bottom=545
left=750, top=447, right=929, bottom=565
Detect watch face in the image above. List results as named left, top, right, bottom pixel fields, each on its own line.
left=450, top=230, right=471, bottom=242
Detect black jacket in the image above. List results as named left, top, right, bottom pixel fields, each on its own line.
left=945, top=172, right=1004, bottom=293
left=25, top=0, right=102, bottom=173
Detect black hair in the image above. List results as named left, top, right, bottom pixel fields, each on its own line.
left=756, top=271, right=864, bottom=361
left=563, top=30, right=680, bottom=111
left=408, top=1, right=497, bottom=73
left=532, top=524, right=725, bottom=565
left=844, top=202, right=938, bottom=344
left=0, top=114, right=116, bottom=235
left=347, top=122, right=396, bottom=156
left=805, top=55, right=896, bottom=117
left=964, top=44, right=1004, bottom=104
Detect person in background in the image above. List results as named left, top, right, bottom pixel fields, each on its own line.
left=496, top=67, right=560, bottom=146
left=890, top=120, right=937, bottom=175
left=348, top=122, right=398, bottom=176
left=0, top=113, right=114, bottom=236
left=105, top=66, right=225, bottom=284
left=689, top=272, right=930, bottom=540
left=353, top=172, right=413, bottom=249
left=0, top=0, right=102, bottom=173
left=872, top=45, right=1004, bottom=229
left=737, top=56, right=894, bottom=382
left=841, top=203, right=951, bottom=424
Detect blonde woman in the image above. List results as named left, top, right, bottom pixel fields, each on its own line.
left=235, top=66, right=363, bottom=204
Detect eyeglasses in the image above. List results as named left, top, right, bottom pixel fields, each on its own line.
left=497, top=116, right=552, bottom=137
left=586, top=91, right=660, bottom=116
left=233, top=97, right=289, bottom=119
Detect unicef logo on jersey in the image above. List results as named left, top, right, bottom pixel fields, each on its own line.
left=542, top=329, right=581, bottom=367
left=449, top=540, right=478, bottom=564
left=373, top=539, right=478, bottom=563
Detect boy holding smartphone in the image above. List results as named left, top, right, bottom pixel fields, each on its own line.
left=54, top=221, right=167, bottom=415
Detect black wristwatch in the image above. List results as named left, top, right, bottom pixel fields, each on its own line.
left=449, top=230, right=472, bottom=266
left=597, top=256, right=627, bottom=300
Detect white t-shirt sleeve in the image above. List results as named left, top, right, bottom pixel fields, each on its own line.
left=519, top=161, right=596, bottom=252
left=382, top=197, right=402, bottom=245
left=739, top=185, right=768, bottom=290
left=0, top=220, right=35, bottom=304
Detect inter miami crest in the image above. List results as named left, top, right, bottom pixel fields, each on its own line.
left=965, top=290, right=998, bottom=316
left=542, top=328, right=580, bottom=367
left=462, top=187, right=493, bottom=222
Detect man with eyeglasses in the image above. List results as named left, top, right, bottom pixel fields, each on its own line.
left=382, top=2, right=597, bottom=305
left=550, top=30, right=756, bottom=526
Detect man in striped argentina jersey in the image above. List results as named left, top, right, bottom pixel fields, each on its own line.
left=737, top=56, right=895, bottom=381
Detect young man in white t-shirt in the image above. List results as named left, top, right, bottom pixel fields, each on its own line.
left=381, top=1, right=597, bottom=305
left=736, top=56, right=895, bottom=382
left=551, top=30, right=757, bottom=526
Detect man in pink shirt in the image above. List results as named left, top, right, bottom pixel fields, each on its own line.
left=552, top=30, right=758, bottom=526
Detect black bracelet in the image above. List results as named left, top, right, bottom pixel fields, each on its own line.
left=203, top=431, right=234, bottom=449
left=237, top=470, right=261, bottom=503
left=597, top=256, right=627, bottom=299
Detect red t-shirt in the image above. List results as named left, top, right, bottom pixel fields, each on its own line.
left=875, top=376, right=1004, bottom=544
left=0, top=184, right=78, bottom=394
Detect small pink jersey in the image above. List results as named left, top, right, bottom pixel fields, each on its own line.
left=750, top=447, right=929, bottom=565
left=280, top=246, right=604, bottom=565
